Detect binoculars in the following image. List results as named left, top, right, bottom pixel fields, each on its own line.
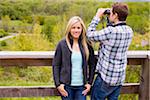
left=102, top=9, right=112, bottom=27
left=104, top=9, right=110, bottom=15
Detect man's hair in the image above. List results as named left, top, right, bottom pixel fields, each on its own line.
left=112, top=2, right=128, bottom=21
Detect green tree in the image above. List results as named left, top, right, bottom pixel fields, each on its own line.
left=10, top=23, right=53, bottom=51
left=42, top=15, right=59, bottom=42
left=1, top=15, right=11, bottom=32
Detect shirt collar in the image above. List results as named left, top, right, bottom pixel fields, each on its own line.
left=113, top=21, right=126, bottom=27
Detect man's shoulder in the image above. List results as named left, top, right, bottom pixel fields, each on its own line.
left=111, top=25, right=133, bottom=32
left=122, top=25, right=133, bottom=34
left=126, top=25, right=133, bottom=30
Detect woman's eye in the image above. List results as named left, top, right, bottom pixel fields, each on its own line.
left=77, top=27, right=81, bottom=29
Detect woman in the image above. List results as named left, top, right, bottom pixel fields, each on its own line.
left=52, top=16, right=96, bottom=100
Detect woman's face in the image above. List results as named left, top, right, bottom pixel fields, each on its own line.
left=70, top=21, right=82, bottom=40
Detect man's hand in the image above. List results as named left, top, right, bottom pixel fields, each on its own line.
left=57, top=84, right=68, bottom=97
left=96, top=8, right=106, bottom=18
left=82, top=84, right=91, bottom=96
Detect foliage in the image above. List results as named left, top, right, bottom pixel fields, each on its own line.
left=0, top=0, right=31, bottom=20
left=22, top=16, right=33, bottom=24
left=10, top=20, right=32, bottom=33
left=0, top=0, right=149, bottom=34
left=127, top=2, right=149, bottom=33
left=119, top=94, right=138, bottom=100
left=0, top=16, right=33, bottom=33
left=42, top=15, right=59, bottom=42
left=0, top=41, right=7, bottom=47
left=9, top=23, right=54, bottom=51
left=129, top=32, right=150, bottom=50
left=0, top=66, right=53, bottom=86
left=0, top=29, right=8, bottom=37
left=51, top=15, right=67, bottom=46
left=1, top=15, right=11, bottom=32
left=127, top=15, right=149, bottom=34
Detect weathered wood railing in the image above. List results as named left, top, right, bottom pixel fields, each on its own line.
left=0, top=51, right=149, bottom=100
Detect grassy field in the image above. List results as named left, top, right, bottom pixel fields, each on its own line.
left=0, top=66, right=140, bottom=100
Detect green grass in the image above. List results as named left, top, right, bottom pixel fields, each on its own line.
left=10, top=20, right=30, bottom=26
left=0, top=66, right=140, bottom=100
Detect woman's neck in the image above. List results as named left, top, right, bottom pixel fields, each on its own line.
left=74, top=39, right=78, bottom=44
left=72, top=39, right=80, bottom=52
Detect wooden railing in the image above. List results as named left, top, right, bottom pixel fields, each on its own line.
left=0, top=51, right=149, bottom=100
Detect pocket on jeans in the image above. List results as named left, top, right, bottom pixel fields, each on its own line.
left=100, top=79, right=111, bottom=93
left=95, top=75, right=102, bottom=86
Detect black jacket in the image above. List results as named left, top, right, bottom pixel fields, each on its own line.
left=52, top=39, right=96, bottom=87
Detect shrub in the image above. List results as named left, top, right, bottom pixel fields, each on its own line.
left=0, top=29, right=8, bottom=38
left=22, top=16, right=33, bottom=24
left=0, top=41, right=7, bottom=46
left=32, top=15, right=45, bottom=25
left=10, top=23, right=53, bottom=51
left=1, top=15, right=11, bottom=32
left=127, top=15, right=149, bottom=34
left=42, top=15, right=59, bottom=42
left=129, top=32, right=150, bottom=50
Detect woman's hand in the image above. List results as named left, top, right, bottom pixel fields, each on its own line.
left=57, top=84, right=68, bottom=97
left=82, top=84, right=91, bottom=96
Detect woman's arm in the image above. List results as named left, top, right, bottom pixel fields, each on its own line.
left=82, top=43, right=96, bottom=96
left=52, top=42, right=62, bottom=87
left=87, top=43, right=96, bottom=85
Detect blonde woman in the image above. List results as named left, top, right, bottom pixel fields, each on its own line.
left=52, top=16, right=96, bottom=100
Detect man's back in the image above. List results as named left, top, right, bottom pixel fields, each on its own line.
left=88, top=3, right=133, bottom=99
left=87, top=17, right=133, bottom=85
left=100, top=24, right=133, bottom=63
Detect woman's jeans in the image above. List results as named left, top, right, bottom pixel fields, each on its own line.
left=91, top=74, right=122, bottom=100
left=61, top=85, right=86, bottom=100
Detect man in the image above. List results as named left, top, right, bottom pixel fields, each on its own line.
left=87, top=2, right=133, bottom=100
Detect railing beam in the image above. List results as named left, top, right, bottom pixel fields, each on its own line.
left=0, top=51, right=149, bottom=98
left=0, top=83, right=139, bottom=97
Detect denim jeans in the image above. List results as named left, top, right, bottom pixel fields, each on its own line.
left=61, top=85, right=86, bottom=100
left=91, top=74, right=122, bottom=100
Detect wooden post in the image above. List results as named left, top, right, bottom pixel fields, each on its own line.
left=139, top=57, right=150, bottom=100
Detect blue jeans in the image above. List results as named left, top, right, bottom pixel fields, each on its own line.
left=91, top=74, right=122, bottom=100
left=61, top=85, right=86, bottom=100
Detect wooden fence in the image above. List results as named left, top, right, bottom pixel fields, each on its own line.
left=0, top=51, right=149, bottom=100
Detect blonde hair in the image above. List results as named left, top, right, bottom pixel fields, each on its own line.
left=65, top=16, right=89, bottom=60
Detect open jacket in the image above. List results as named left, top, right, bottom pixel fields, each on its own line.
left=52, top=39, right=96, bottom=87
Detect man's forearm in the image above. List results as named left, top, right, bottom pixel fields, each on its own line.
left=86, top=16, right=100, bottom=40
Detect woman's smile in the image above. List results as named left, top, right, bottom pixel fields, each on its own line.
left=70, top=22, right=82, bottom=39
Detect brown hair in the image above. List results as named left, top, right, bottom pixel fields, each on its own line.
left=112, top=2, right=128, bottom=21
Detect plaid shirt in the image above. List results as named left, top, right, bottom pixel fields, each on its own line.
left=87, top=16, right=133, bottom=86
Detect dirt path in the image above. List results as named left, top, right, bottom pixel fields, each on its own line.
left=0, top=33, right=18, bottom=41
